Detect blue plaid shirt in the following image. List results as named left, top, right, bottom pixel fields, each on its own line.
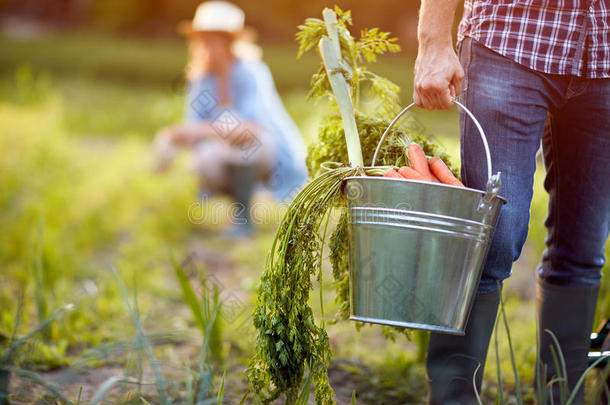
left=186, top=60, right=308, bottom=201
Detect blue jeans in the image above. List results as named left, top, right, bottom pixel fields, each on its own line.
left=458, top=38, right=610, bottom=294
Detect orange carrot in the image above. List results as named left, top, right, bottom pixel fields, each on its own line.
left=383, top=168, right=404, bottom=179
left=429, top=157, right=464, bottom=187
left=398, top=166, right=427, bottom=181
left=407, top=143, right=437, bottom=182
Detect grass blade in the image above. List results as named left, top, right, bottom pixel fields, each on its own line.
left=8, top=366, right=72, bottom=405
left=197, top=370, right=212, bottom=404
left=493, top=312, right=504, bottom=405
left=112, top=266, right=168, bottom=404
left=171, top=255, right=206, bottom=333
left=172, top=255, right=223, bottom=363
left=565, top=354, right=609, bottom=405
left=1, top=305, right=71, bottom=365
left=534, top=318, right=547, bottom=405
left=473, top=364, right=483, bottom=405
left=547, top=330, right=568, bottom=402
left=30, top=218, right=49, bottom=342
left=535, top=359, right=548, bottom=403
left=133, top=274, right=144, bottom=398
left=217, top=371, right=225, bottom=404
left=499, top=292, right=522, bottom=403
left=75, top=386, right=83, bottom=405
left=185, top=362, right=194, bottom=405
left=89, top=375, right=148, bottom=405
left=197, top=300, right=222, bottom=404
left=295, top=367, right=313, bottom=405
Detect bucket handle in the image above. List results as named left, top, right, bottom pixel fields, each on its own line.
left=371, top=99, right=493, bottom=181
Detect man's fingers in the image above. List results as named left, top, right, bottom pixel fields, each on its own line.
left=414, top=86, right=435, bottom=110
left=421, top=94, right=437, bottom=110
left=413, top=91, right=424, bottom=109
left=416, top=79, right=443, bottom=110
left=449, top=83, right=456, bottom=98
left=412, top=47, right=463, bottom=110
left=440, top=88, right=453, bottom=110
left=451, top=65, right=465, bottom=98
left=423, top=92, right=439, bottom=110
left=449, top=79, right=462, bottom=100
left=415, top=84, right=453, bottom=110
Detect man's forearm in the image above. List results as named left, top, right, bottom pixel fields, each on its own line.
left=413, top=0, right=464, bottom=109
left=418, top=0, right=461, bottom=48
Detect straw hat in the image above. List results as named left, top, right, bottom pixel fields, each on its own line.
left=178, top=1, right=245, bottom=35
left=178, top=1, right=262, bottom=60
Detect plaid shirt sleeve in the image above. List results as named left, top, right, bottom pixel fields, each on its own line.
left=458, top=0, right=610, bottom=79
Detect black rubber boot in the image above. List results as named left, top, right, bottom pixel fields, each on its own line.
left=535, top=277, right=599, bottom=405
left=426, top=289, right=500, bottom=405
left=222, top=163, right=257, bottom=239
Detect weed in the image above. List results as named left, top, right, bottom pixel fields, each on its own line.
left=486, top=287, right=610, bottom=404
left=171, top=255, right=223, bottom=365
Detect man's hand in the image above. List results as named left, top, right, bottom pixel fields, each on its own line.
left=413, top=0, right=463, bottom=110
left=413, top=45, right=463, bottom=110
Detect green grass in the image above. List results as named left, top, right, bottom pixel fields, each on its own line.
left=0, top=30, right=608, bottom=404
left=0, top=33, right=185, bottom=87
left=0, top=30, right=435, bottom=138
left=0, top=30, right=416, bottom=94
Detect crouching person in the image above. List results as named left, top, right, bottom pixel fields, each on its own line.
left=155, top=1, right=308, bottom=238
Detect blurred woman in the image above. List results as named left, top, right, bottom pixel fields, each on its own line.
left=154, top=1, right=308, bottom=238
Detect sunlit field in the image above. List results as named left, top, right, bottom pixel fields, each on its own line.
left=1, top=32, right=609, bottom=404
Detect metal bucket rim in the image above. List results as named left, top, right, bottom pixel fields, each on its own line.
left=349, top=316, right=466, bottom=336
left=343, top=175, right=507, bottom=204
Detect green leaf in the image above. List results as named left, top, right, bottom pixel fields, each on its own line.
left=217, top=372, right=225, bottom=404
left=171, top=255, right=207, bottom=334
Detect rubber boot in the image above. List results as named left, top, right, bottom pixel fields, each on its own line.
left=426, top=289, right=500, bottom=405
left=222, top=163, right=257, bottom=239
left=535, top=277, right=599, bottom=404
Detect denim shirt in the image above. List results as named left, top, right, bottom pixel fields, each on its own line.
left=185, top=59, right=308, bottom=201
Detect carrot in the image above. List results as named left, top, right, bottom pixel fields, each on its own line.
left=398, top=166, right=427, bottom=181
left=385, top=145, right=464, bottom=187
left=407, top=143, right=437, bottom=182
left=383, top=168, right=404, bottom=179
left=429, top=157, right=464, bottom=187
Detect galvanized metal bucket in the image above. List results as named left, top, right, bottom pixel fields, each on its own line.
left=344, top=100, right=506, bottom=335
